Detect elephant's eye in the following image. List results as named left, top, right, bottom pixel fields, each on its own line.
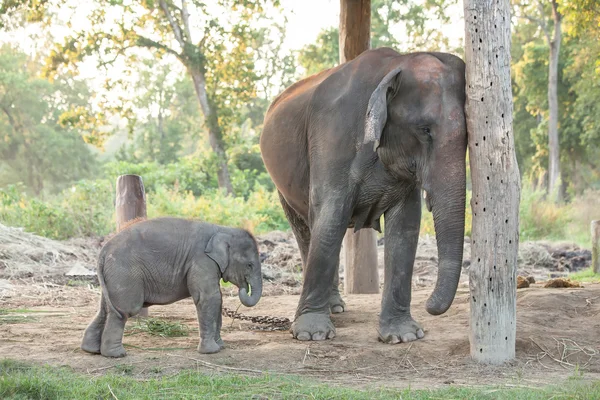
left=419, top=126, right=433, bottom=143
left=247, top=262, right=253, bottom=269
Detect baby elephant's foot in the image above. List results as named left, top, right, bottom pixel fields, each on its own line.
left=199, top=339, right=221, bottom=354
left=100, top=344, right=127, bottom=358
left=291, top=313, right=336, bottom=341
left=81, top=324, right=103, bottom=354
left=379, top=316, right=425, bottom=344
left=81, top=341, right=101, bottom=355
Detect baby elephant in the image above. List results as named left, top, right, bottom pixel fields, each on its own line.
left=81, top=217, right=262, bottom=357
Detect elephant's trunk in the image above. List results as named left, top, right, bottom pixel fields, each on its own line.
left=238, top=274, right=262, bottom=307
left=425, top=123, right=467, bottom=316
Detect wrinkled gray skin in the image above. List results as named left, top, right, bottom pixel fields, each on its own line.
left=81, top=217, right=262, bottom=357
left=260, top=48, right=467, bottom=343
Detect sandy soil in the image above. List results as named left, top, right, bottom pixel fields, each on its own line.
left=2, top=280, right=600, bottom=389
left=1, top=224, right=599, bottom=389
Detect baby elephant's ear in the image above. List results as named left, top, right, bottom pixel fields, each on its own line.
left=205, top=232, right=230, bottom=274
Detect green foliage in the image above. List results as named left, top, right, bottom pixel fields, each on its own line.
left=569, top=268, right=600, bottom=283
left=146, top=185, right=288, bottom=234
left=519, top=185, right=571, bottom=241
left=511, top=0, right=600, bottom=195
left=518, top=185, right=599, bottom=247
left=0, top=174, right=287, bottom=239
left=297, top=27, right=339, bottom=77
left=125, top=318, right=190, bottom=338
left=297, top=0, right=459, bottom=77
left=2, top=359, right=600, bottom=399
left=0, top=45, right=98, bottom=195
left=0, top=180, right=114, bottom=239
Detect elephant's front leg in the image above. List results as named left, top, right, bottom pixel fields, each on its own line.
left=379, top=187, right=424, bottom=343
left=195, top=290, right=223, bottom=354
left=293, top=204, right=349, bottom=341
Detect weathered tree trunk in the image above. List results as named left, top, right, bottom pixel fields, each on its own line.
left=339, top=0, right=379, bottom=295
left=115, top=174, right=148, bottom=317
left=156, top=0, right=233, bottom=195
left=464, top=0, right=521, bottom=364
left=189, top=69, right=234, bottom=195
left=592, top=220, right=600, bottom=274
left=547, top=0, right=562, bottom=202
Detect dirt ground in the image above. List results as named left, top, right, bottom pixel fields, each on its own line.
left=1, top=223, right=599, bottom=389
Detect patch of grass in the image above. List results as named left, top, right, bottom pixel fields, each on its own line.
left=0, top=309, right=40, bottom=324
left=0, top=315, right=36, bottom=325
left=125, top=318, right=190, bottom=338
left=66, top=279, right=90, bottom=287
left=0, top=308, right=44, bottom=314
left=1, top=359, right=600, bottom=399
left=113, top=364, right=135, bottom=376
left=570, top=267, right=600, bottom=282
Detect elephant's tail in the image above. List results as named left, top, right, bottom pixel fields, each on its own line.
left=97, top=251, right=125, bottom=320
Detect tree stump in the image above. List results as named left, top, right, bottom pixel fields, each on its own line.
left=115, top=174, right=148, bottom=316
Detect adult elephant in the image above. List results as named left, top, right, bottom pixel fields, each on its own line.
left=260, top=48, right=467, bottom=343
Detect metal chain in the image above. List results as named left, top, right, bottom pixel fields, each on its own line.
left=222, top=306, right=291, bottom=330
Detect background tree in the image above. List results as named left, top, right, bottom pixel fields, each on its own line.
left=30, top=0, right=282, bottom=195
left=512, top=0, right=600, bottom=196
left=513, top=0, right=563, bottom=201
left=297, top=0, right=459, bottom=77
left=0, top=44, right=97, bottom=195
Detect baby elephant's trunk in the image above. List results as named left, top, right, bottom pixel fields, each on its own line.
left=238, top=275, right=262, bottom=307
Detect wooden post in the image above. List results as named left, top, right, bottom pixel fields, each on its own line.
left=464, top=0, right=521, bottom=363
left=339, top=0, right=379, bottom=295
left=592, top=220, right=600, bottom=274
left=115, top=174, right=148, bottom=316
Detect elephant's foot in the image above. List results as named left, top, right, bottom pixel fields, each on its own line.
left=199, top=339, right=221, bottom=354
left=81, top=324, right=103, bottom=354
left=379, top=316, right=424, bottom=344
left=216, top=337, right=225, bottom=349
left=329, top=292, right=346, bottom=314
left=100, top=343, right=127, bottom=358
left=81, top=339, right=101, bottom=354
left=291, top=313, right=336, bottom=341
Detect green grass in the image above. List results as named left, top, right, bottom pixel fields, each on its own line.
left=569, top=267, right=600, bottom=282
left=0, top=308, right=47, bottom=325
left=125, top=317, right=190, bottom=338
left=1, top=359, right=600, bottom=400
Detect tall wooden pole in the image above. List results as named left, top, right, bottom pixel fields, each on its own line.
left=115, top=174, right=148, bottom=316
left=592, top=220, right=600, bottom=274
left=339, top=0, right=379, bottom=295
left=464, top=0, right=521, bottom=363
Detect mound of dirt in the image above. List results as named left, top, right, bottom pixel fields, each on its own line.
left=0, top=223, right=98, bottom=280
left=543, top=277, right=582, bottom=288
left=256, top=231, right=303, bottom=295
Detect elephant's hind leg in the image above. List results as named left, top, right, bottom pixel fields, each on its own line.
left=81, top=295, right=108, bottom=354
left=100, top=310, right=128, bottom=358
left=278, top=191, right=345, bottom=314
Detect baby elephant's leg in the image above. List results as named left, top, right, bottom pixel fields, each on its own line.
left=81, top=296, right=108, bottom=354
left=195, top=291, right=222, bottom=354
left=215, top=309, right=225, bottom=349
left=188, top=269, right=223, bottom=354
left=100, top=310, right=128, bottom=358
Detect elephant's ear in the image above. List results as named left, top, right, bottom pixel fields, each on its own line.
left=363, top=66, right=403, bottom=151
left=205, top=232, right=230, bottom=274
